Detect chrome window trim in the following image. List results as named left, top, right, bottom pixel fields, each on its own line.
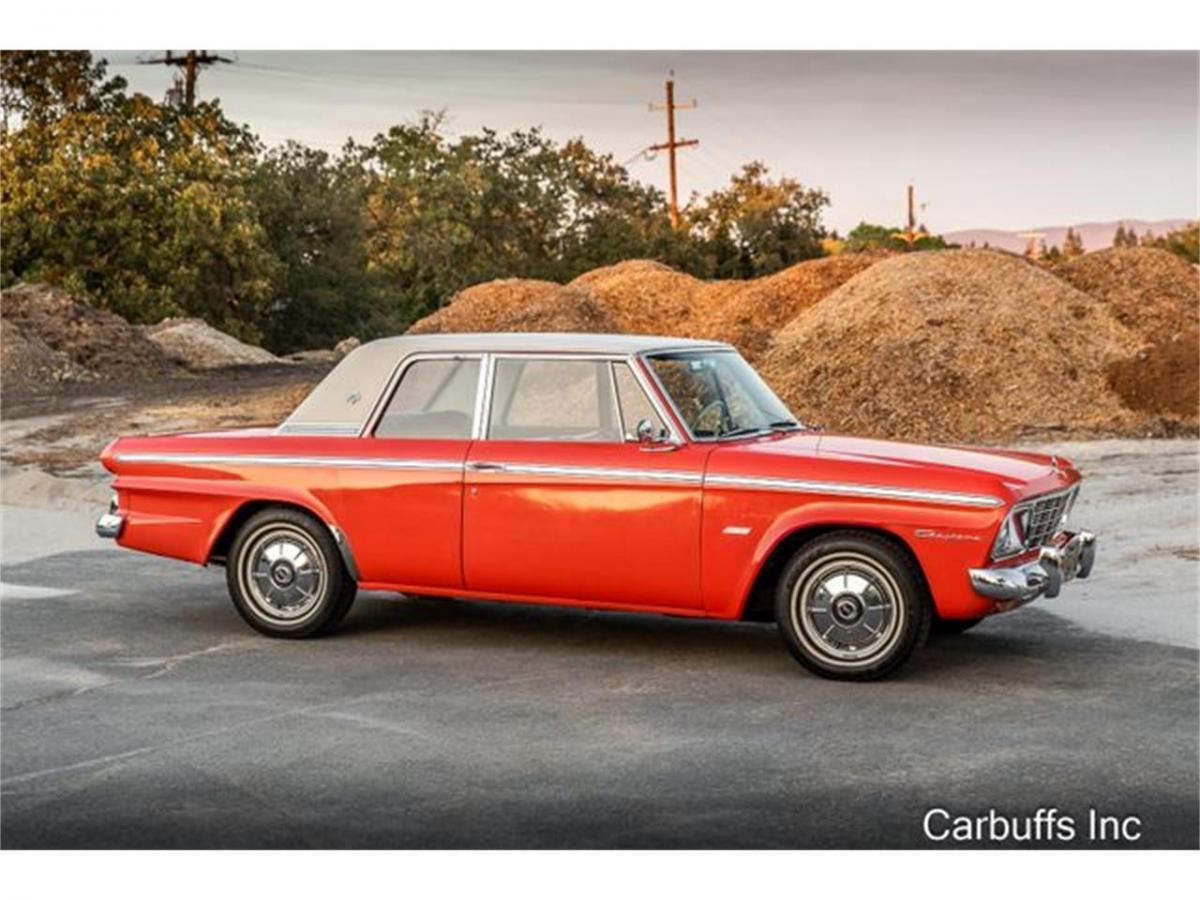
left=607, top=361, right=627, bottom=441
left=478, top=352, right=683, bottom=444
left=624, top=355, right=684, bottom=445
left=276, top=422, right=362, bottom=436
left=637, top=347, right=795, bottom=444
left=362, top=351, right=486, bottom=440
left=703, top=473, right=1004, bottom=508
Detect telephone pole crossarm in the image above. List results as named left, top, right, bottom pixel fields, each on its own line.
left=647, top=76, right=698, bottom=229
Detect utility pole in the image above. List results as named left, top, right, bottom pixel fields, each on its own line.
left=648, top=73, right=698, bottom=229
left=898, top=182, right=929, bottom=249
left=140, top=50, right=233, bottom=110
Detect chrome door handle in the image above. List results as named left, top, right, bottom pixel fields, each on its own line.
left=467, top=461, right=505, bottom=471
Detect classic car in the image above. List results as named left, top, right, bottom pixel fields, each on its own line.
left=96, top=333, right=1096, bottom=680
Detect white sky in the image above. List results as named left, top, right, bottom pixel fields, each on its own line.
left=99, top=50, right=1199, bottom=234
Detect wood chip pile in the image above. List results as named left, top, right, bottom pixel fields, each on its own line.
left=759, top=250, right=1144, bottom=441
left=692, top=253, right=886, bottom=360
left=406, top=247, right=1198, bottom=442
left=1057, top=248, right=1199, bottom=419
left=408, top=279, right=617, bottom=335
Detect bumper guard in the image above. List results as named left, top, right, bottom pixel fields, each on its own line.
left=969, top=530, right=1096, bottom=605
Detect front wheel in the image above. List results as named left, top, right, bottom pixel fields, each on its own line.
left=774, top=531, right=931, bottom=680
left=226, top=507, right=357, bottom=638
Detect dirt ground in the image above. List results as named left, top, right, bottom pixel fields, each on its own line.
left=0, top=364, right=328, bottom=475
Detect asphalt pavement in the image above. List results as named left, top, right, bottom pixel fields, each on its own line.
left=1, top=544, right=1196, bottom=848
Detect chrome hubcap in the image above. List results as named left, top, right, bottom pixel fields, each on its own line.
left=791, top=553, right=903, bottom=665
left=240, top=527, right=325, bottom=622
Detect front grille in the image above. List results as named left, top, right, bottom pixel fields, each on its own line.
left=1021, top=487, right=1076, bottom=549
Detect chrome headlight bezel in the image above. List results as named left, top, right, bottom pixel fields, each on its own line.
left=990, top=506, right=1029, bottom=560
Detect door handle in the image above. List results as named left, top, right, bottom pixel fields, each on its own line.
left=467, top=461, right=505, bottom=472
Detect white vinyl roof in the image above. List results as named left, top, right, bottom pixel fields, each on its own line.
left=281, top=332, right=731, bottom=434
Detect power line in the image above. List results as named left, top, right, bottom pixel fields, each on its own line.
left=647, top=72, right=698, bottom=229
left=139, top=50, right=234, bottom=110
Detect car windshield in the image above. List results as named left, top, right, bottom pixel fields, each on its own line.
left=647, top=350, right=799, bottom=439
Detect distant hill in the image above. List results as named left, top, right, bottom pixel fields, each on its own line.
left=944, top=219, right=1193, bottom=254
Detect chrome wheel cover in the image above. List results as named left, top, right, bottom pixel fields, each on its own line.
left=238, top=525, right=326, bottom=624
left=790, top=552, right=904, bottom=666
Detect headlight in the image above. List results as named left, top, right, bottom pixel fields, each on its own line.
left=991, top=507, right=1028, bottom=559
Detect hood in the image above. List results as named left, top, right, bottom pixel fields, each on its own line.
left=707, top=431, right=1076, bottom=504
left=815, top=434, right=1064, bottom=484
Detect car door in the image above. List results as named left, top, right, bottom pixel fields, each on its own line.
left=462, top=355, right=709, bottom=611
left=329, top=353, right=482, bottom=590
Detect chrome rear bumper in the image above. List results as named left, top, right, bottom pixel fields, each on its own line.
left=96, top=495, right=124, bottom=539
left=969, top=530, right=1096, bottom=605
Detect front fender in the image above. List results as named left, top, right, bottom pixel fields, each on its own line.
left=702, top=494, right=1002, bottom=620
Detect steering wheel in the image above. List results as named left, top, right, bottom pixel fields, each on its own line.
left=693, top=399, right=731, bottom=436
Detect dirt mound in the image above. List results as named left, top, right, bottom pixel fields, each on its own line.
left=566, top=260, right=719, bottom=334
left=759, top=249, right=1143, bottom=442
left=1057, top=247, right=1199, bottom=419
left=408, top=279, right=617, bottom=335
left=0, top=283, right=175, bottom=391
left=1057, top=247, right=1198, bottom=343
left=142, top=318, right=282, bottom=370
left=695, top=253, right=886, bottom=360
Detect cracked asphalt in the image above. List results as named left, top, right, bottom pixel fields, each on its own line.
left=1, top=440, right=1197, bottom=848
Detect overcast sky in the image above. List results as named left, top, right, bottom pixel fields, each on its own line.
left=99, top=50, right=1198, bottom=234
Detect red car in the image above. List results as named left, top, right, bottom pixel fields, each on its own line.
left=97, top=333, right=1095, bottom=680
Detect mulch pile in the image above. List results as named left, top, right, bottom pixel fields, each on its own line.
left=408, top=279, right=617, bottom=335
left=1, top=283, right=177, bottom=392
left=405, top=247, right=1197, bottom=442
left=1056, top=247, right=1199, bottom=419
left=693, top=253, right=887, bottom=360
left=758, top=250, right=1144, bottom=442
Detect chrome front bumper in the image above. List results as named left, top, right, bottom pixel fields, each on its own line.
left=96, top=496, right=125, bottom=539
left=969, top=530, right=1096, bottom=605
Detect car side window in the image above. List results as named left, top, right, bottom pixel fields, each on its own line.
left=612, top=362, right=666, bottom=441
left=375, top=358, right=480, bottom=439
left=489, top=358, right=621, bottom=442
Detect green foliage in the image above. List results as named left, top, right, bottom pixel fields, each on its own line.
left=1062, top=226, right=1085, bottom=259
left=0, top=51, right=126, bottom=128
left=2, top=90, right=276, bottom=340
left=247, top=142, right=392, bottom=352
left=2, top=52, right=837, bottom=352
left=1111, top=223, right=1141, bottom=249
left=1143, top=223, right=1199, bottom=264
left=687, top=162, right=828, bottom=277
left=843, top=221, right=948, bottom=253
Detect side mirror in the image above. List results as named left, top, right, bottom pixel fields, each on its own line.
left=635, top=419, right=668, bottom=445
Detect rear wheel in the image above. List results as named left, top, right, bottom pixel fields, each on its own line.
left=226, top=507, right=356, bottom=638
left=774, top=531, right=931, bottom=680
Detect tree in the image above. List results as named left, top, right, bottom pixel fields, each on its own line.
left=350, top=114, right=689, bottom=320
left=687, top=162, right=828, bottom=277
left=843, top=221, right=947, bottom=253
left=1, top=51, right=125, bottom=129
left=1061, top=226, right=1085, bottom=259
left=1145, top=222, right=1199, bottom=264
left=2, top=58, right=276, bottom=340
left=1112, top=224, right=1128, bottom=248
left=247, top=142, right=393, bottom=352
